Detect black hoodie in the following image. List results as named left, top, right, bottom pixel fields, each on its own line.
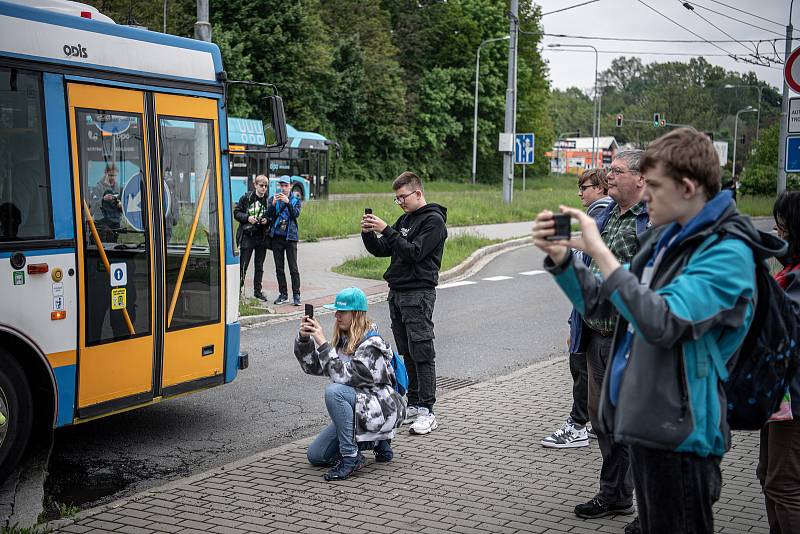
left=362, top=203, right=448, bottom=290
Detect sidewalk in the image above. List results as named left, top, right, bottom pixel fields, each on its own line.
left=50, top=356, right=768, bottom=534
left=242, top=221, right=533, bottom=313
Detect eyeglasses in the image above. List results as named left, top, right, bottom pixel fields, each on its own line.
left=578, top=183, right=595, bottom=192
left=609, top=167, right=628, bottom=176
left=394, top=190, right=419, bottom=204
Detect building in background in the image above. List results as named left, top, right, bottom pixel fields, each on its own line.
left=547, top=136, right=619, bottom=174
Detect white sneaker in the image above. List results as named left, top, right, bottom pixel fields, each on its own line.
left=541, top=419, right=589, bottom=449
left=409, top=408, right=438, bottom=435
left=403, top=405, right=420, bottom=425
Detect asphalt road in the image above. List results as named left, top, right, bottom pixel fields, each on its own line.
left=44, top=244, right=571, bottom=514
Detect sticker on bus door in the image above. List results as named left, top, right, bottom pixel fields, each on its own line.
left=111, top=288, right=126, bottom=310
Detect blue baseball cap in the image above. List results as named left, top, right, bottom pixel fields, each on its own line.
left=323, top=287, right=368, bottom=311
left=277, top=175, right=291, bottom=184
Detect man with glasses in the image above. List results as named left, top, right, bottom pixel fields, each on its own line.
left=361, top=171, right=448, bottom=435
left=542, top=168, right=611, bottom=450
left=567, top=150, right=650, bottom=524
left=234, top=174, right=271, bottom=301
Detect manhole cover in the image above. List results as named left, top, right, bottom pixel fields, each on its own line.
left=436, top=376, right=479, bottom=391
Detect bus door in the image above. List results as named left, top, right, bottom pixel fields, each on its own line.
left=68, top=84, right=156, bottom=416
left=68, top=85, right=225, bottom=417
left=154, top=93, right=224, bottom=394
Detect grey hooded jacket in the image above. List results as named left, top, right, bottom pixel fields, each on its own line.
left=295, top=332, right=405, bottom=442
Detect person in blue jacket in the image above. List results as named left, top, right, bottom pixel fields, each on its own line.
left=533, top=128, right=782, bottom=533
left=268, top=176, right=302, bottom=306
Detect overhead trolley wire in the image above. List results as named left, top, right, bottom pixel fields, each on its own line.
left=679, top=1, right=757, bottom=54
left=682, top=1, right=786, bottom=37
left=705, top=0, right=785, bottom=28
left=541, top=32, right=786, bottom=44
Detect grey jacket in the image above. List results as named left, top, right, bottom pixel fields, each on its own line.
left=295, top=332, right=405, bottom=442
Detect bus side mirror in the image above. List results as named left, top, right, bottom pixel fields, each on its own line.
left=264, top=95, right=287, bottom=149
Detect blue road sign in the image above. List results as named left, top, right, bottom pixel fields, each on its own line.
left=515, top=133, right=535, bottom=165
left=786, top=136, right=800, bottom=172
left=122, top=174, right=144, bottom=232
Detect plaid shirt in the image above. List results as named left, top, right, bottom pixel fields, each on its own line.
left=584, top=200, right=647, bottom=334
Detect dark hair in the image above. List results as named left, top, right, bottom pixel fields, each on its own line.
left=578, top=168, right=608, bottom=194
left=641, top=127, right=721, bottom=200
left=774, top=190, right=800, bottom=259
left=392, top=171, right=424, bottom=193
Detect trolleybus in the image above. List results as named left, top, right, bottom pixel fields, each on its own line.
left=0, top=0, right=287, bottom=478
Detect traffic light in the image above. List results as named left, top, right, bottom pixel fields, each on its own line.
left=576, top=129, right=581, bottom=138
left=616, top=114, right=623, bottom=128
left=740, top=135, right=746, bottom=145
left=653, top=113, right=660, bottom=127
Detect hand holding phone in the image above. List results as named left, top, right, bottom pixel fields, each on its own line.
left=305, top=304, right=314, bottom=318
left=364, top=208, right=372, bottom=215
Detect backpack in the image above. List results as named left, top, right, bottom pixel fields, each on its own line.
left=722, top=256, right=800, bottom=430
left=363, top=331, right=409, bottom=396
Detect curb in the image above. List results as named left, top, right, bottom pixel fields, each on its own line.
left=238, top=237, right=531, bottom=327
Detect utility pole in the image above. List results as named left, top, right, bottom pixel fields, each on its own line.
left=194, top=0, right=211, bottom=42
left=778, top=0, right=795, bottom=194
left=501, top=0, right=518, bottom=204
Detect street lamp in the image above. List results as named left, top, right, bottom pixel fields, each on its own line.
left=548, top=44, right=599, bottom=167
left=724, top=84, right=765, bottom=142
left=733, top=106, right=757, bottom=182
left=471, top=35, right=510, bottom=185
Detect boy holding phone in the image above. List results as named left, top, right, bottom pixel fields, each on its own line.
left=360, top=172, right=447, bottom=435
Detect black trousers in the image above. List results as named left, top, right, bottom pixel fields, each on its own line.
left=758, top=419, right=800, bottom=533
left=586, top=330, right=634, bottom=506
left=569, top=352, right=589, bottom=426
left=388, top=288, right=437, bottom=410
left=630, top=445, right=721, bottom=534
left=240, top=244, right=268, bottom=293
left=272, top=236, right=300, bottom=296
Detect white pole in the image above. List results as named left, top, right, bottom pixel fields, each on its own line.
left=777, top=0, right=795, bottom=194
left=472, top=36, right=509, bottom=185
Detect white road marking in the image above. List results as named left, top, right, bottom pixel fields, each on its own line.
left=519, top=270, right=545, bottom=276
left=482, top=276, right=514, bottom=281
left=438, top=280, right=479, bottom=289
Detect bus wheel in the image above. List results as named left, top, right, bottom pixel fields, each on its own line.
left=292, top=184, right=304, bottom=199
left=0, top=351, right=33, bottom=481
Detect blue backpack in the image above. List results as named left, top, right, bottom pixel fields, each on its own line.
left=363, top=331, right=409, bottom=396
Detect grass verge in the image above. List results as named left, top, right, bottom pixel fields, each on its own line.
left=332, top=233, right=502, bottom=280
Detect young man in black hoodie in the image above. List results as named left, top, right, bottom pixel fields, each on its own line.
left=361, top=172, right=448, bottom=435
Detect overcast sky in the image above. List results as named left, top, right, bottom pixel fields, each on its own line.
left=534, top=0, right=797, bottom=94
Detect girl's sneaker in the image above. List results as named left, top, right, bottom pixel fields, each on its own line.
left=374, top=440, right=393, bottom=462
left=324, top=453, right=365, bottom=481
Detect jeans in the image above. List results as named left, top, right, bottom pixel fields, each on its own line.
left=569, top=352, right=589, bottom=426
left=388, top=289, right=437, bottom=410
left=240, top=244, right=268, bottom=293
left=307, top=383, right=358, bottom=464
left=586, top=330, right=633, bottom=505
left=757, top=419, right=800, bottom=533
left=630, top=445, right=722, bottom=534
left=272, top=236, right=300, bottom=297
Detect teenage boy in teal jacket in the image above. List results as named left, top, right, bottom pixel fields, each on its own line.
left=533, top=128, right=784, bottom=533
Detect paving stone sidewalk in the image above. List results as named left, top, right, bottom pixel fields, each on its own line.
left=51, top=357, right=768, bottom=534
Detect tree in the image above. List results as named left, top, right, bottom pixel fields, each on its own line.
left=739, top=124, right=800, bottom=195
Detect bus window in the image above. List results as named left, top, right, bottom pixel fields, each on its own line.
left=75, top=109, right=152, bottom=345
left=159, top=118, right=221, bottom=330
left=0, top=68, right=51, bottom=241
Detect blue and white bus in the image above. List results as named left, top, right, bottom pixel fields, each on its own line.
left=0, top=0, right=286, bottom=478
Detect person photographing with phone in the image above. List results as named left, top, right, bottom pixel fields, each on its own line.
left=268, top=176, right=302, bottom=306
left=360, top=171, right=447, bottom=435
left=234, top=174, right=272, bottom=301
left=295, top=287, right=405, bottom=481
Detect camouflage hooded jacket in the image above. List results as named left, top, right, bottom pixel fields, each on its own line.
left=294, top=332, right=406, bottom=442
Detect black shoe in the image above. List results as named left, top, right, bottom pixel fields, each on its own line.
left=574, top=495, right=634, bottom=519
left=253, top=291, right=267, bottom=301
left=374, top=440, right=393, bottom=463
left=624, top=516, right=641, bottom=534
left=324, top=453, right=365, bottom=481
left=273, top=294, right=288, bottom=305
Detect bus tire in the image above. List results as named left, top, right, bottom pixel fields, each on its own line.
left=0, top=350, right=33, bottom=482
left=292, top=184, right=304, bottom=200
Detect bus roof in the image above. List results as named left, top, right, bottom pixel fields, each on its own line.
left=0, top=0, right=222, bottom=86
left=287, top=123, right=328, bottom=150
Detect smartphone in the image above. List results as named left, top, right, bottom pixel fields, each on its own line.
left=304, top=304, right=314, bottom=318
left=546, top=214, right=572, bottom=241
left=364, top=208, right=372, bottom=215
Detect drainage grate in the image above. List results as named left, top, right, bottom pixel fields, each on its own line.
left=436, top=376, right=480, bottom=391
